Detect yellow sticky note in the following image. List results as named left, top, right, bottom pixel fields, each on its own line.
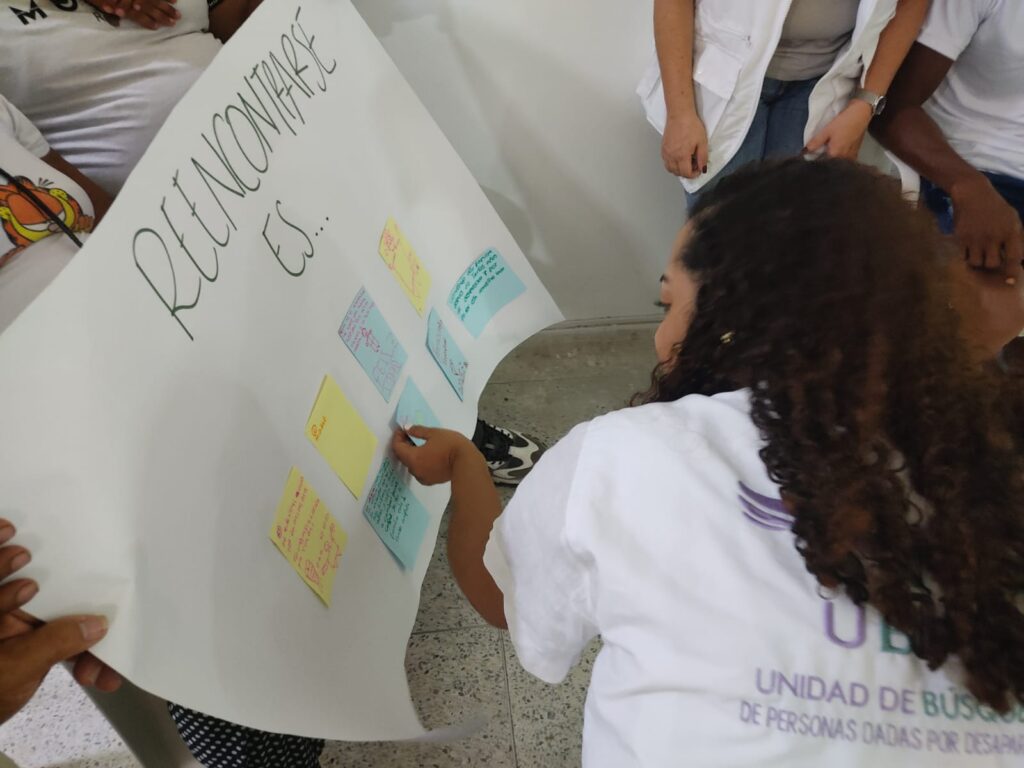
left=378, top=217, right=431, bottom=315
left=306, top=375, right=378, bottom=498
left=270, top=467, right=348, bottom=606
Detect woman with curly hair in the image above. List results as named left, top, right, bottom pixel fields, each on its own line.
left=394, top=158, right=1024, bottom=766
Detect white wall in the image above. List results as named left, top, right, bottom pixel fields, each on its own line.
left=352, top=0, right=684, bottom=322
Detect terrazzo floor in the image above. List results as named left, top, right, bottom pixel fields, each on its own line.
left=0, top=324, right=656, bottom=768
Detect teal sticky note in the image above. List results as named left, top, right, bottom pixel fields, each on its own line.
left=393, top=379, right=439, bottom=446
left=448, top=249, right=526, bottom=338
left=338, top=288, right=408, bottom=401
left=363, top=458, right=430, bottom=570
left=425, top=308, right=468, bottom=400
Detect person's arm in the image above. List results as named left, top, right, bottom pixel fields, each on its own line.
left=42, top=150, right=113, bottom=226
left=872, top=43, right=1024, bottom=272
left=392, top=428, right=507, bottom=628
left=654, top=0, right=707, bottom=179
left=806, top=0, right=931, bottom=158
left=208, top=0, right=263, bottom=43
left=863, top=0, right=933, bottom=96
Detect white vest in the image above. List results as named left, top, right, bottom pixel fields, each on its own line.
left=638, top=0, right=900, bottom=193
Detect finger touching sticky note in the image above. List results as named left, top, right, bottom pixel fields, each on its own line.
left=448, top=249, right=527, bottom=338
left=378, top=218, right=431, bottom=315
left=363, top=458, right=430, bottom=570
left=270, top=467, right=348, bottom=606
left=392, top=378, right=439, bottom=446
left=306, top=375, right=378, bottom=498
left=426, top=309, right=468, bottom=400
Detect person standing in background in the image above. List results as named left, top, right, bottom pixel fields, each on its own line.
left=641, top=0, right=930, bottom=203
left=870, top=0, right=1023, bottom=276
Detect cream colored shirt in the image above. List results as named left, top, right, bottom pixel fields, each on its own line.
left=767, top=0, right=861, bottom=81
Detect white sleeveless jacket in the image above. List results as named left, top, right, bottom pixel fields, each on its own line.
left=638, top=0, right=901, bottom=192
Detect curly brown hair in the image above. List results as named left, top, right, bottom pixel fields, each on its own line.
left=641, top=158, right=1024, bottom=712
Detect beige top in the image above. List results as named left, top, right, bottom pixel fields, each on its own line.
left=767, top=0, right=861, bottom=81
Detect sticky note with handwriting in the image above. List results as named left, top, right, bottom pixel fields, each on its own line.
left=363, top=458, right=429, bottom=570
left=448, top=249, right=526, bottom=337
left=305, top=375, right=378, bottom=498
left=269, top=467, right=348, bottom=606
left=425, top=308, right=468, bottom=400
left=338, top=288, right=408, bottom=401
left=378, top=217, right=431, bottom=315
left=392, top=378, right=439, bottom=446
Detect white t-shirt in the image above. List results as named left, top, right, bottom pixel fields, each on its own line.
left=0, top=0, right=222, bottom=195
left=485, top=391, right=1024, bottom=767
left=917, top=0, right=1024, bottom=180
left=0, top=94, right=89, bottom=332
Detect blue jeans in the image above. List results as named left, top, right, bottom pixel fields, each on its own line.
left=921, top=172, right=1024, bottom=235
left=687, top=76, right=818, bottom=207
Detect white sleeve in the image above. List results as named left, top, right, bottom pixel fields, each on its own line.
left=0, top=94, right=49, bottom=158
left=916, top=0, right=996, bottom=61
left=483, top=423, right=598, bottom=684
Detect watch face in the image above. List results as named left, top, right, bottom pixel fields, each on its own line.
left=875, top=95, right=887, bottom=116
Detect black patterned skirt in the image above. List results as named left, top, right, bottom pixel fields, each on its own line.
left=168, top=703, right=324, bottom=768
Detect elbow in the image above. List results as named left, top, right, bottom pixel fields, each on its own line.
left=485, top=612, right=509, bottom=631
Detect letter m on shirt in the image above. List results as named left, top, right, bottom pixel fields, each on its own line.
left=10, top=0, right=47, bottom=24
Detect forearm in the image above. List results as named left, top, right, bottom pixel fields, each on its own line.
left=862, top=0, right=931, bottom=95
left=654, top=0, right=697, bottom=119
left=208, top=0, right=262, bottom=42
left=447, top=447, right=507, bottom=629
left=870, top=39, right=982, bottom=194
left=42, top=150, right=112, bottom=225
left=872, top=105, right=982, bottom=193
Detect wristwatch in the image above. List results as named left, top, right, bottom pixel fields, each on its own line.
left=853, top=88, right=887, bottom=116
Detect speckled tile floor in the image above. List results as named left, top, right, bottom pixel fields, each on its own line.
left=0, top=324, right=656, bottom=768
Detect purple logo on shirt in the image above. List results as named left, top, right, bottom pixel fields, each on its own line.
left=738, top=482, right=793, bottom=531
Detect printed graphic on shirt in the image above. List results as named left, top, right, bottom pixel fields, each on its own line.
left=0, top=175, right=93, bottom=259
left=734, top=477, right=1024, bottom=759
left=5, top=0, right=113, bottom=27
left=738, top=482, right=794, bottom=531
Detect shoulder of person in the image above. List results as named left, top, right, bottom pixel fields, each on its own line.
left=568, top=390, right=753, bottom=455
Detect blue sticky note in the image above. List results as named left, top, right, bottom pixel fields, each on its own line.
left=338, top=288, right=408, bottom=401
left=393, top=379, right=439, bottom=446
left=448, top=249, right=526, bottom=338
left=425, top=308, right=468, bottom=400
left=363, top=458, right=430, bottom=570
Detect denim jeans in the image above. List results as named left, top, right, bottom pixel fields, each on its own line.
left=920, top=172, right=1024, bottom=235
left=687, top=76, right=819, bottom=207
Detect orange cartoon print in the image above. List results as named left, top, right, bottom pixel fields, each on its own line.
left=0, top=176, right=93, bottom=262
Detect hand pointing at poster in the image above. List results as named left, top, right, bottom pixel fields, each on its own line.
left=0, top=520, right=120, bottom=724
left=392, top=429, right=507, bottom=629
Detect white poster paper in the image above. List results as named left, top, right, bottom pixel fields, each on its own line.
left=0, top=0, right=561, bottom=741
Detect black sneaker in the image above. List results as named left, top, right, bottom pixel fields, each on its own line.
left=472, top=420, right=546, bottom=486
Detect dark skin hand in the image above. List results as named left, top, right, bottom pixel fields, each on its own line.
left=949, top=255, right=1024, bottom=361
left=84, top=0, right=262, bottom=40
left=86, top=0, right=181, bottom=30
left=0, top=521, right=121, bottom=725
left=871, top=43, right=1024, bottom=274
left=208, top=0, right=264, bottom=42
